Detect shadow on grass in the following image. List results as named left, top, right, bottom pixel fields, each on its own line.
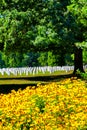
left=0, top=73, right=75, bottom=94
left=0, top=84, right=37, bottom=94
left=0, top=73, right=74, bottom=81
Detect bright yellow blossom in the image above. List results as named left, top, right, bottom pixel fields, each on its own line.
left=0, top=77, right=87, bottom=129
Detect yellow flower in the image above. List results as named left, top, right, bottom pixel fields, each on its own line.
left=0, top=78, right=87, bottom=129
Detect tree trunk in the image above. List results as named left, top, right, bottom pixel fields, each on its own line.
left=73, top=47, right=85, bottom=74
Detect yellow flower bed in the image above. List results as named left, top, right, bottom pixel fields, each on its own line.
left=0, top=77, right=87, bottom=130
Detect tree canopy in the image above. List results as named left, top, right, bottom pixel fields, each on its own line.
left=67, top=0, right=87, bottom=48
left=0, top=0, right=73, bottom=52
left=0, top=0, right=87, bottom=72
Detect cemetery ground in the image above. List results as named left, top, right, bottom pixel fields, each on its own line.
left=0, top=70, right=73, bottom=84
left=0, top=70, right=87, bottom=129
left=0, top=70, right=73, bottom=93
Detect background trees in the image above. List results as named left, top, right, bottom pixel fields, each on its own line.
left=0, top=51, right=74, bottom=67
left=0, top=0, right=87, bottom=72
left=67, top=0, right=87, bottom=73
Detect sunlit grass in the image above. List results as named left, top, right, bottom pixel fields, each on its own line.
left=0, top=77, right=87, bottom=129
left=0, top=79, right=47, bottom=85
left=0, top=70, right=72, bottom=78
left=0, top=70, right=73, bottom=85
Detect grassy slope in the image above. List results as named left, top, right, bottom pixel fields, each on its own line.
left=0, top=71, right=73, bottom=85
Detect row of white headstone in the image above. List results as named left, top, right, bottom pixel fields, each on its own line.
left=0, top=65, right=87, bottom=76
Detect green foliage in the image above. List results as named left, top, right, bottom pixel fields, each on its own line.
left=2, top=52, right=24, bottom=67
left=79, top=72, right=87, bottom=80
left=47, top=51, right=57, bottom=66
left=35, top=96, right=45, bottom=113
left=0, top=0, right=87, bottom=69
left=65, top=54, right=74, bottom=65
left=38, top=51, right=63, bottom=66
left=0, top=110, right=3, bottom=115
left=83, top=50, right=87, bottom=64
left=0, top=50, right=87, bottom=67
left=22, top=52, right=39, bottom=67
left=38, top=52, right=48, bottom=66
left=1, top=52, right=39, bottom=67
left=20, top=117, right=32, bottom=130
left=75, top=69, right=87, bottom=80
left=0, top=51, right=6, bottom=68
left=67, top=0, right=87, bottom=48
left=0, top=0, right=74, bottom=53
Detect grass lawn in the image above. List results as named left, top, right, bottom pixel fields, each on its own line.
left=0, top=70, right=73, bottom=85
left=0, top=70, right=74, bottom=94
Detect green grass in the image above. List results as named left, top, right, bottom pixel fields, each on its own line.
left=0, top=70, right=73, bottom=85
left=0, top=70, right=72, bottom=78
left=0, top=79, right=39, bottom=85
left=0, top=70, right=74, bottom=94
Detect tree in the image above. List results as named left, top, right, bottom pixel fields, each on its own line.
left=38, top=51, right=58, bottom=66
left=1, top=52, right=24, bottom=67
left=0, top=0, right=72, bottom=51
left=0, top=0, right=87, bottom=73
left=22, top=52, right=39, bottom=67
left=0, top=51, right=5, bottom=68
left=83, top=50, right=87, bottom=64
left=67, top=0, right=87, bottom=73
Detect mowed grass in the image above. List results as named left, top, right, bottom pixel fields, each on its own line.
left=0, top=70, right=72, bottom=78
left=0, top=79, right=41, bottom=85
left=0, top=77, right=87, bottom=130
left=0, top=70, right=73, bottom=85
